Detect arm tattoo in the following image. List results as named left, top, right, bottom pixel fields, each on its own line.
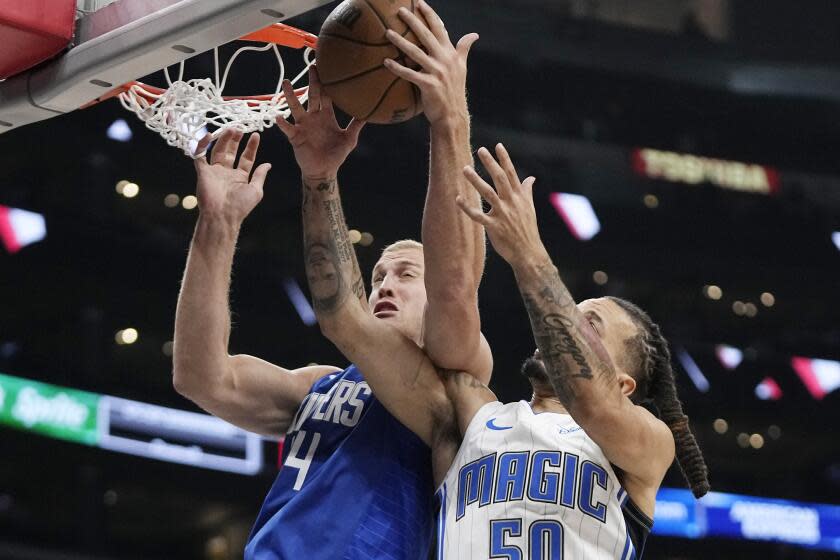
left=517, top=261, right=611, bottom=409
left=302, top=177, right=367, bottom=314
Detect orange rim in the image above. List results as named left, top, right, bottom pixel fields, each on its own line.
left=82, top=23, right=317, bottom=109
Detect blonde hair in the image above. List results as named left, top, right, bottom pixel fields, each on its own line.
left=381, top=239, right=423, bottom=255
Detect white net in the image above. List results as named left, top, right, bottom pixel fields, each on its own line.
left=119, top=42, right=314, bottom=157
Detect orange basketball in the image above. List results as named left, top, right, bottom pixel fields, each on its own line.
left=316, top=0, right=423, bottom=124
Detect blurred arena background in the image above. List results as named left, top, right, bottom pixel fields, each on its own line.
left=1, top=0, right=839, bottom=558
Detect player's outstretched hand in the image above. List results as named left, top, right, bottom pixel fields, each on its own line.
left=193, top=129, right=272, bottom=226
left=457, top=144, right=544, bottom=267
left=276, top=66, right=365, bottom=179
left=383, top=0, right=478, bottom=127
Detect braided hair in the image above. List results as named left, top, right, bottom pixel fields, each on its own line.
left=607, top=297, right=711, bottom=499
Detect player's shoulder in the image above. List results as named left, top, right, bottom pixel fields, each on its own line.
left=298, top=364, right=348, bottom=390
left=632, top=402, right=677, bottom=474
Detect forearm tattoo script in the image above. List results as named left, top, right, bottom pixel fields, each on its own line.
left=302, top=178, right=365, bottom=314
left=518, top=262, right=603, bottom=407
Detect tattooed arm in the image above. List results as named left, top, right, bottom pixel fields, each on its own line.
left=279, top=68, right=490, bottom=456
left=457, top=146, right=675, bottom=489
left=302, top=168, right=457, bottom=450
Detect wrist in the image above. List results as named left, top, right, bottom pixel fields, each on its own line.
left=430, top=110, right=470, bottom=133
left=300, top=167, right=340, bottom=183
left=511, top=246, right=553, bottom=275
left=302, top=172, right=338, bottom=183
left=195, top=213, right=241, bottom=242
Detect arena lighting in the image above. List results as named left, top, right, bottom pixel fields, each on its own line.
left=715, top=345, right=743, bottom=370
left=755, top=377, right=783, bottom=401
left=631, top=148, right=780, bottom=195
left=114, top=328, right=138, bottom=345
left=0, top=205, right=46, bottom=254
left=359, top=232, right=374, bottom=247
left=675, top=348, right=710, bottom=392
left=654, top=488, right=840, bottom=553
left=791, top=357, right=840, bottom=400
left=106, top=118, right=132, bottom=142
left=282, top=278, right=317, bottom=327
left=833, top=231, right=840, bottom=252
left=548, top=192, right=601, bottom=241
left=760, top=292, right=775, bottom=307
left=181, top=195, right=198, bottom=210
left=0, top=372, right=262, bottom=474
left=116, top=181, right=139, bottom=198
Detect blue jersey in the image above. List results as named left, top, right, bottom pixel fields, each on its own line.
left=246, top=365, right=435, bottom=560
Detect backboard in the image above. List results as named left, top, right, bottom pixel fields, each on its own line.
left=0, top=0, right=332, bottom=133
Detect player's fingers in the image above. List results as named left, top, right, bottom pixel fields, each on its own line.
left=416, top=0, right=450, bottom=45
left=193, top=133, right=213, bottom=163
left=306, top=66, right=321, bottom=112
left=455, top=32, right=479, bottom=59
left=385, top=29, right=434, bottom=69
left=494, top=143, right=521, bottom=191
left=463, top=165, right=501, bottom=207
left=282, top=79, right=306, bottom=122
left=208, top=129, right=230, bottom=165
left=456, top=194, right=491, bottom=226
left=275, top=115, right=296, bottom=138
left=211, top=128, right=241, bottom=167
left=250, top=162, right=272, bottom=191
left=476, top=146, right=511, bottom=198
left=346, top=118, right=366, bottom=142
left=522, top=176, right=536, bottom=197
left=382, top=58, right=430, bottom=87
left=321, top=94, right=337, bottom=120
left=238, top=133, right=260, bottom=174
left=397, top=6, right=445, bottom=57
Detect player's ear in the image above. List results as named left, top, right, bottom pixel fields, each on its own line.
left=617, top=372, right=636, bottom=399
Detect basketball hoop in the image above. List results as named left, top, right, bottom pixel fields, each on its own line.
left=87, top=23, right=317, bottom=157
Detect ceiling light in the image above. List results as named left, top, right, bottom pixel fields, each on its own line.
left=182, top=195, right=198, bottom=210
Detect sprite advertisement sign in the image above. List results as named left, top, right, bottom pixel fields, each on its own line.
left=0, top=372, right=100, bottom=446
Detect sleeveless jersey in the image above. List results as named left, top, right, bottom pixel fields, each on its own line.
left=246, top=365, right=434, bottom=560
left=435, top=401, right=652, bottom=560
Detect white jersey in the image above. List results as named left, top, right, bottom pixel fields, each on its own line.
left=435, top=401, right=652, bottom=560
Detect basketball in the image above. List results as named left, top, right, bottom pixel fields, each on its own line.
left=316, top=0, right=423, bottom=124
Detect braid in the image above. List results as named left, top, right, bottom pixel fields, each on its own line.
left=607, top=297, right=711, bottom=499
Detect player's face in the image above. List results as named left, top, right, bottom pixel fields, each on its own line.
left=524, top=297, right=640, bottom=388
left=368, top=248, right=427, bottom=342
left=576, top=297, right=640, bottom=374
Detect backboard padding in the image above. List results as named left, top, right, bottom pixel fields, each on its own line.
left=0, top=0, right=331, bottom=132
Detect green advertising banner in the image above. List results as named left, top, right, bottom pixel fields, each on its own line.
left=0, top=372, right=100, bottom=446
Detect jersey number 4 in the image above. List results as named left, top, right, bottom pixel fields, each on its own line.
left=285, top=430, right=321, bottom=491
left=490, top=519, right=564, bottom=560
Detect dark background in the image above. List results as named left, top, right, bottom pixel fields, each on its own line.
left=1, top=0, right=839, bottom=558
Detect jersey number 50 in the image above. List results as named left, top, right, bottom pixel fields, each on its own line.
left=490, top=519, right=564, bottom=560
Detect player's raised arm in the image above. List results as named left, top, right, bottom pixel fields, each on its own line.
left=384, top=1, right=492, bottom=382
left=456, top=144, right=699, bottom=494
left=281, top=68, right=451, bottom=448
left=173, top=130, right=340, bottom=437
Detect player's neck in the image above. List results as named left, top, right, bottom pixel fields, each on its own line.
left=529, top=393, right=568, bottom=415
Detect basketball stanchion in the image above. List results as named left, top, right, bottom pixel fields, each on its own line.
left=84, top=23, right=318, bottom=157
